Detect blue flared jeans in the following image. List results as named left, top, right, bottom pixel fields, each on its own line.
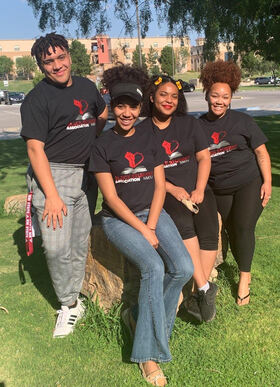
left=102, top=208, right=193, bottom=363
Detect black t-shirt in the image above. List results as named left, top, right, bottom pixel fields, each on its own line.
left=88, top=126, right=165, bottom=216
left=199, top=110, right=268, bottom=192
left=20, top=76, right=106, bottom=164
left=138, top=115, right=209, bottom=193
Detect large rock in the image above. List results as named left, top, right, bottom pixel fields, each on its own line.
left=4, top=194, right=26, bottom=214
left=82, top=213, right=226, bottom=310
left=82, top=215, right=140, bottom=310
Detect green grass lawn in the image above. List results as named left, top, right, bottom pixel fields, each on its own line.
left=0, top=80, right=34, bottom=95
left=1, top=116, right=280, bottom=386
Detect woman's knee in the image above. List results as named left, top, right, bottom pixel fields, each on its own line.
left=171, top=257, right=194, bottom=283
left=140, top=258, right=165, bottom=281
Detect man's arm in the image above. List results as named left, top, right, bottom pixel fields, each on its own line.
left=27, top=139, right=67, bottom=229
left=96, top=106, right=108, bottom=136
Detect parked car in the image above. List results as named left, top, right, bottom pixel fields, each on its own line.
left=254, top=77, right=273, bottom=85
left=178, top=79, right=196, bottom=92
left=4, top=91, right=25, bottom=105
left=0, top=89, right=5, bottom=103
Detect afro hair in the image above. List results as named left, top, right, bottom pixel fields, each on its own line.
left=200, top=60, right=241, bottom=93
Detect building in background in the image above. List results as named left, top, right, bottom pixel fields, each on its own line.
left=0, top=35, right=237, bottom=79
left=0, top=35, right=191, bottom=78
left=190, top=37, right=235, bottom=71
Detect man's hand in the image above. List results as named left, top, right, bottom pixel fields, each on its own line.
left=42, top=194, right=67, bottom=229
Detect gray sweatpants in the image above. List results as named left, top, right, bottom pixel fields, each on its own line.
left=27, top=163, right=97, bottom=306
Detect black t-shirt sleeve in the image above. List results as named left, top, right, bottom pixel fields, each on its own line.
left=194, top=120, right=209, bottom=152
left=20, top=91, right=49, bottom=142
left=88, top=140, right=111, bottom=173
left=152, top=134, right=166, bottom=166
left=245, top=116, right=268, bottom=149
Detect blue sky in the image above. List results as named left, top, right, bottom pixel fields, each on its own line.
left=1, top=0, right=198, bottom=44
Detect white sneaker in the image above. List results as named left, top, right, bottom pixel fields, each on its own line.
left=53, top=298, right=86, bottom=338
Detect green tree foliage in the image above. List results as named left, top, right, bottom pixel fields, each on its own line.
left=0, top=56, right=14, bottom=80
left=32, top=71, right=45, bottom=87
left=241, top=52, right=262, bottom=77
left=160, top=0, right=280, bottom=62
left=132, top=45, right=147, bottom=71
left=69, top=40, right=92, bottom=76
left=147, top=46, right=160, bottom=75
left=241, top=52, right=280, bottom=78
left=26, top=0, right=280, bottom=62
left=16, top=56, right=37, bottom=80
left=26, top=0, right=153, bottom=37
left=160, top=46, right=174, bottom=76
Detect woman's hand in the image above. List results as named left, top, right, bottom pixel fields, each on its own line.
left=169, top=186, right=190, bottom=202
left=254, top=144, right=272, bottom=208
left=141, top=226, right=159, bottom=249
left=260, top=181, right=272, bottom=207
left=190, top=188, right=204, bottom=204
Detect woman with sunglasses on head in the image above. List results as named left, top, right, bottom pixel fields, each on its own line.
left=139, top=75, right=219, bottom=323
left=199, top=60, right=272, bottom=306
left=88, top=64, right=193, bottom=386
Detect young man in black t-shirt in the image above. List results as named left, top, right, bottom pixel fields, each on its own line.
left=20, top=33, right=107, bottom=338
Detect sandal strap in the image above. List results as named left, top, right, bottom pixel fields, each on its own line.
left=139, top=363, right=167, bottom=386
left=237, top=292, right=250, bottom=302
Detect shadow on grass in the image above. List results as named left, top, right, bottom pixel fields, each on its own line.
left=0, top=139, right=28, bottom=171
left=13, top=217, right=58, bottom=309
left=217, top=261, right=238, bottom=299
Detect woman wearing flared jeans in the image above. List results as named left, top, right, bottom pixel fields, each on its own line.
left=102, top=208, right=193, bottom=363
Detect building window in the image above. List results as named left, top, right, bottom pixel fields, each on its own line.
left=14, top=46, right=20, bottom=51
left=101, top=44, right=104, bottom=53
left=91, top=43, right=98, bottom=52
left=0, top=46, right=2, bottom=52
left=167, top=42, right=172, bottom=47
left=180, top=39, right=184, bottom=47
left=153, top=42, right=158, bottom=48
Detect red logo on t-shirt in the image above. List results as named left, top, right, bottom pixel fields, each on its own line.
left=74, top=99, right=88, bottom=115
left=162, top=140, right=179, bottom=155
left=211, top=131, right=227, bottom=144
left=125, top=152, right=144, bottom=168
left=66, top=98, right=95, bottom=130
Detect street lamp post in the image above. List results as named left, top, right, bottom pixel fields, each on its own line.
left=135, top=0, right=143, bottom=68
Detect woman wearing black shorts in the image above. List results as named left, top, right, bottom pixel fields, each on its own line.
left=139, top=75, right=219, bottom=322
left=199, top=60, right=272, bottom=305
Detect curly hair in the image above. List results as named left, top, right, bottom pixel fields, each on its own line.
left=102, top=63, right=149, bottom=96
left=141, top=75, right=187, bottom=117
left=31, top=32, right=69, bottom=72
left=200, top=60, right=241, bottom=93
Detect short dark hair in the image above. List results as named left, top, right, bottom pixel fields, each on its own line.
left=31, top=32, right=69, bottom=71
left=141, top=75, right=187, bottom=117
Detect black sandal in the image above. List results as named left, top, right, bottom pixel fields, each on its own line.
left=237, top=291, right=250, bottom=305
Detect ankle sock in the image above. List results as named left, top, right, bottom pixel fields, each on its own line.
left=198, top=282, right=210, bottom=293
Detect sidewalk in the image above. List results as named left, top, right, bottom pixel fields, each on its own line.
left=1, top=108, right=280, bottom=140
